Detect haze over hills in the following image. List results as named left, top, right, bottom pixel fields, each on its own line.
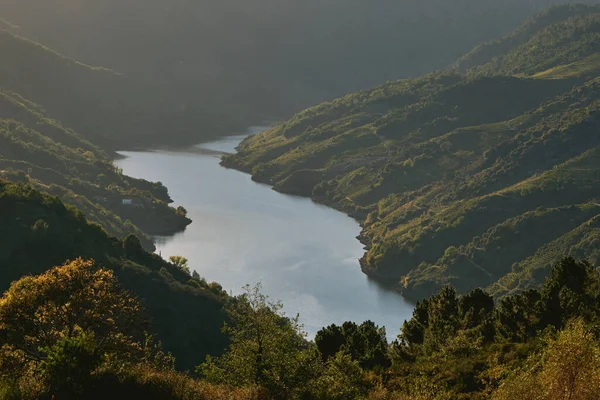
left=226, top=4, right=600, bottom=301
left=0, top=30, right=192, bottom=248
left=0, top=29, right=228, bottom=150
left=2, top=1, right=600, bottom=399
left=2, top=0, right=593, bottom=254
left=1, top=0, right=596, bottom=147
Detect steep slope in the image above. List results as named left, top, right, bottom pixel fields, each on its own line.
left=225, top=5, right=600, bottom=301
left=455, top=4, right=600, bottom=72
left=0, top=85, right=190, bottom=249
left=0, top=180, right=228, bottom=370
left=1, top=0, right=595, bottom=137
left=463, top=6, right=600, bottom=77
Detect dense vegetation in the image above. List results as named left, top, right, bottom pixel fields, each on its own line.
left=0, top=86, right=190, bottom=248
left=226, top=4, right=600, bottom=301
left=3, top=2, right=600, bottom=399
left=1, top=0, right=595, bottom=147
left=0, top=30, right=192, bottom=246
left=0, top=181, right=227, bottom=370
left=2, top=253, right=599, bottom=399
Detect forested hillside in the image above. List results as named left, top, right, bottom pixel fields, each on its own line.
left=225, top=4, right=600, bottom=301
left=0, top=85, right=190, bottom=249
left=1, top=0, right=594, bottom=144
left=0, top=181, right=227, bottom=371
left=3, top=249, right=600, bottom=399
left=0, top=28, right=195, bottom=248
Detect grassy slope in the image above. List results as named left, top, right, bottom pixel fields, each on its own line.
left=225, top=5, right=600, bottom=300
left=0, top=180, right=228, bottom=370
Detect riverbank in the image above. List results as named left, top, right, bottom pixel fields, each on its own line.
left=115, top=132, right=414, bottom=339
left=220, top=148, right=410, bottom=299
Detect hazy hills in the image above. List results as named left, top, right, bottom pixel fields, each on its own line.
left=1, top=3, right=600, bottom=398
left=225, top=4, right=600, bottom=301
left=1, top=0, right=595, bottom=143
left=0, top=31, right=192, bottom=248
left=0, top=30, right=229, bottom=150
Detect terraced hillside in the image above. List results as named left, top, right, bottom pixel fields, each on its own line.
left=224, top=5, right=600, bottom=301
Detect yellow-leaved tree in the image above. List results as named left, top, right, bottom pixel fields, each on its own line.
left=493, top=319, right=600, bottom=400
left=0, top=259, right=150, bottom=395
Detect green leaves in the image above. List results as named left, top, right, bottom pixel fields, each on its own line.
left=169, top=255, right=190, bottom=275
left=200, top=283, right=308, bottom=397
left=315, top=321, right=391, bottom=371
left=39, top=332, right=101, bottom=396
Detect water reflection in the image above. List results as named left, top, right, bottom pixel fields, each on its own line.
left=116, top=128, right=414, bottom=339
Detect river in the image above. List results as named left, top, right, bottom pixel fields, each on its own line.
left=115, top=127, right=414, bottom=339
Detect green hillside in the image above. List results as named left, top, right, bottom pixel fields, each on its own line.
left=455, top=4, right=600, bottom=72
left=0, top=29, right=191, bottom=247
left=464, top=7, right=600, bottom=77
left=0, top=180, right=228, bottom=370
left=0, top=86, right=190, bottom=249
left=225, top=5, right=600, bottom=301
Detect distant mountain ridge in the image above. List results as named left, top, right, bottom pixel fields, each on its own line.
left=1, top=0, right=597, bottom=146
left=225, top=4, right=600, bottom=301
left=0, top=29, right=218, bottom=150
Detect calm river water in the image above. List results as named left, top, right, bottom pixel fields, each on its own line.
left=116, top=127, right=414, bottom=339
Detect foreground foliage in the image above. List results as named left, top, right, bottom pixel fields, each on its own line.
left=0, top=181, right=228, bottom=370
left=2, top=257, right=600, bottom=399
left=0, top=260, right=255, bottom=400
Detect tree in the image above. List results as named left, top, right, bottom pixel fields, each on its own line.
left=495, top=289, right=542, bottom=342
left=538, top=319, right=600, bottom=400
left=192, top=270, right=201, bottom=281
left=315, top=324, right=345, bottom=360
left=0, top=259, right=147, bottom=387
left=539, top=257, right=599, bottom=329
left=398, top=297, right=430, bottom=347
left=425, top=285, right=459, bottom=349
left=169, top=255, right=190, bottom=274
left=493, top=320, right=600, bottom=400
left=310, top=351, right=371, bottom=400
left=176, top=206, right=188, bottom=217
left=316, top=321, right=391, bottom=370
left=199, top=283, right=309, bottom=398
left=123, top=234, right=144, bottom=259
left=39, top=332, right=101, bottom=396
left=459, top=288, right=494, bottom=329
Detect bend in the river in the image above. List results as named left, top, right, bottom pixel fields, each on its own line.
left=115, top=127, right=414, bottom=339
